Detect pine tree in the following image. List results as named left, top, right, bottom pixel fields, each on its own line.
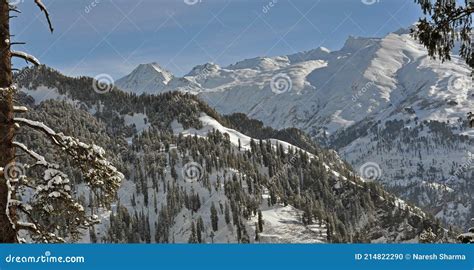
left=211, top=202, right=219, bottom=231
left=419, top=227, right=437, bottom=243
left=196, top=216, right=203, bottom=243
left=257, top=210, right=264, bottom=232
left=236, top=219, right=242, bottom=242
left=188, top=222, right=197, bottom=243
left=210, top=231, right=215, bottom=244
left=254, top=222, right=260, bottom=242
left=413, top=0, right=474, bottom=68
left=0, top=0, right=122, bottom=243
left=224, top=202, right=231, bottom=224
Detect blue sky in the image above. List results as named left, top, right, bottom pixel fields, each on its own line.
left=11, top=0, right=424, bottom=79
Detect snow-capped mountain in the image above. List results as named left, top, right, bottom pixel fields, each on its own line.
left=115, top=62, right=174, bottom=94
left=13, top=66, right=452, bottom=243
left=118, top=29, right=474, bottom=228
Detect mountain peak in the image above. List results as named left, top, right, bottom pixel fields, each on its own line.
left=186, top=62, right=221, bottom=77
left=226, top=56, right=290, bottom=71
left=116, top=62, right=174, bottom=94
left=341, top=36, right=381, bottom=52
left=287, top=47, right=331, bottom=63
left=135, top=62, right=173, bottom=81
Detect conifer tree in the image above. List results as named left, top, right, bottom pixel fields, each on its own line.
left=196, top=216, right=203, bottom=243
left=188, top=221, right=197, bottom=244
left=257, top=210, right=264, bottom=233
left=211, top=202, right=219, bottom=231
left=419, top=227, right=437, bottom=243
left=254, top=222, right=260, bottom=242
left=0, top=0, right=122, bottom=243
left=413, top=0, right=474, bottom=68
left=224, top=202, right=231, bottom=225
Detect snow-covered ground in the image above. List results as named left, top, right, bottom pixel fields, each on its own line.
left=116, top=29, right=473, bottom=228
left=124, top=113, right=150, bottom=134
left=172, top=113, right=315, bottom=156
left=250, top=205, right=326, bottom=243
left=21, top=86, right=65, bottom=104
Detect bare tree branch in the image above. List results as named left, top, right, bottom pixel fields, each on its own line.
left=34, top=0, right=53, bottom=33
left=11, top=51, right=40, bottom=66
left=9, top=7, right=21, bottom=14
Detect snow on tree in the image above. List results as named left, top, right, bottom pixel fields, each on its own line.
left=458, top=218, right=474, bottom=243
left=419, top=227, right=437, bottom=243
left=458, top=230, right=474, bottom=243
left=468, top=112, right=473, bottom=128
left=0, top=0, right=122, bottom=243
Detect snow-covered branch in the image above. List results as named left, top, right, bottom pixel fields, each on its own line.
left=34, top=0, right=54, bottom=33
left=13, top=106, right=28, bottom=113
left=16, top=221, right=37, bottom=232
left=11, top=51, right=40, bottom=66
left=11, top=158, right=100, bottom=243
left=0, top=84, right=16, bottom=93
left=13, top=141, right=47, bottom=167
left=14, top=117, right=123, bottom=206
left=5, top=179, right=16, bottom=228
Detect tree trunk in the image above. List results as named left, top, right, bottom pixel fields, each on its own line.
left=0, top=0, right=17, bottom=243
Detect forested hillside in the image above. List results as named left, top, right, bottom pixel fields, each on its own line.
left=11, top=66, right=455, bottom=243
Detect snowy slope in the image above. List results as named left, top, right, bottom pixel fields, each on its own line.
left=117, top=29, right=473, bottom=228
left=96, top=113, right=334, bottom=244
left=89, top=106, right=430, bottom=243
left=172, top=113, right=316, bottom=156
left=250, top=205, right=327, bottom=243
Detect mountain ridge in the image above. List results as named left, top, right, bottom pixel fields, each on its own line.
left=113, top=29, right=474, bottom=229
left=12, top=65, right=454, bottom=243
